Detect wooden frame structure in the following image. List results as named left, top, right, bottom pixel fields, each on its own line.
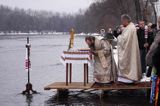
left=44, top=81, right=151, bottom=90
left=65, top=63, right=89, bottom=86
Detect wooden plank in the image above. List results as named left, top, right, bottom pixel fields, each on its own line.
left=44, top=82, right=93, bottom=90
left=44, top=82, right=151, bottom=90
left=92, top=82, right=151, bottom=90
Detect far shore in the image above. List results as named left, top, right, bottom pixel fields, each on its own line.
left=0, top=32, right=100, bottom=36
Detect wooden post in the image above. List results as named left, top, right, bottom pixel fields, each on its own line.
left=66, top=63, right=69, bottom=86
left=84, top=64, right=86, bottom=86
left=84, top=64, right=87, bottom=86
left=86, top=64, right=89, bottom=83
left=69, top=63, right=72, bottom=83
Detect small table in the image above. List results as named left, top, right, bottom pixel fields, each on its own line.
left=61, top=49, right=92, bottom=86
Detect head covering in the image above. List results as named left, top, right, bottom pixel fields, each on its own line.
left=148, top=23, right=153, bottom=27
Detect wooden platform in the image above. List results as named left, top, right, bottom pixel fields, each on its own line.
left=44, top=82, right=93, bottom=90
left=92, top=82, right=151, bottom=90
left=44, top=82, right=151, bottom=90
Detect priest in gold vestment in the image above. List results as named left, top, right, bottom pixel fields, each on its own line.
left=117, top=14, right=142, bottom=83
left=85, top=36, right=117, bottom=84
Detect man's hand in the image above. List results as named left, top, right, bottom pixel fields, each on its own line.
left=89, top=51, right=95, bottom=55
left=144, top=43, right=149, bottom=48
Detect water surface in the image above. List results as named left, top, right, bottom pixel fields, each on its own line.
left=0, top=35, right=152, bottom=106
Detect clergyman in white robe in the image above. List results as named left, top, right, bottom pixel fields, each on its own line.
left=93, top=38, right=117, bottom=83
left=117, top=22, right=142, bottom=83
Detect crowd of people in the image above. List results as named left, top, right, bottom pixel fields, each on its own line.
left=85, top=14, right=160, bottom=105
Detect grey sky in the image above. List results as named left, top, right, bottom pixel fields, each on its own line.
left=0, top=0, right=94, bottom=13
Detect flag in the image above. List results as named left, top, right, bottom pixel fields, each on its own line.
left=155, top=76, right=160, bottom=106
left=150, top=75, right=157, bottom=103
left=25, top=47, right=31, bottom=71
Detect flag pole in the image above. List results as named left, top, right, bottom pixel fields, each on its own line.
left=27, top=37, right=30, bottom=85
left=22, top=37, right=37, bottom=95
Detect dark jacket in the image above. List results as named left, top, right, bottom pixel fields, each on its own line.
left=152, top=43, right=160, bottom=75
left=146, top=31, right=160, bottom=75
left=148, top=31, right=155, bottom=49
left=137, top=28, right=146, bottom=50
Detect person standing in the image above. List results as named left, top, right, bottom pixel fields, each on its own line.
left=117, top=14, right=142, bottom=83
left=146, top=23, right=156, bottom=77
left=147, top=23, right=155, bottom=49
left=137, top=21, right=149, bottom=74
left=146, top=16, right=160, bottom=106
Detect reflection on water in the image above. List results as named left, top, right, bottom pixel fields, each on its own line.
left=0, top=35, right=153, bottom=106
left=25, top=94, right=33, bottom=106
left=44, top=90, right=151, bottom=106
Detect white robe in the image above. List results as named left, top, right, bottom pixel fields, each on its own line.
left=93, top=38, right=117, bottom=83
left=117, top=22, right=142, bottom=83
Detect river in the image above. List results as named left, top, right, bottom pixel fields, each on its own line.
left=0, top=35, right=152, bottom=106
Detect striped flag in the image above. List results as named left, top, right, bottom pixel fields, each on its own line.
left=155, top=76, right=160, bottom=106
left=25, top=46, right=31, bottom=71
left=145, top=25, right=148, bottom=39
left=150, top=75, right=157, bottom=103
